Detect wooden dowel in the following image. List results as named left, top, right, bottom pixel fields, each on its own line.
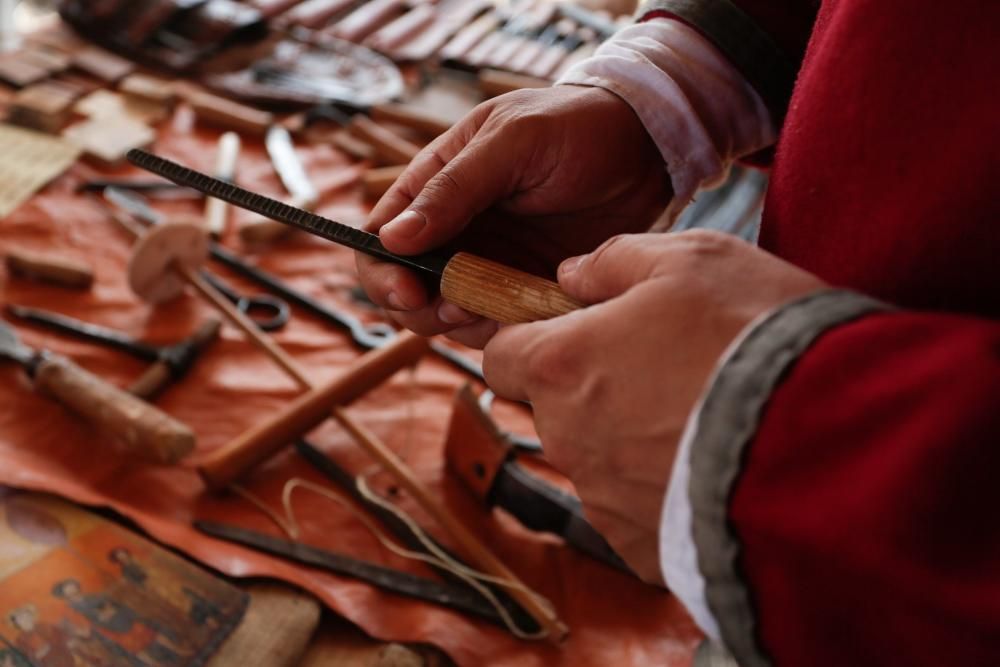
left=172, top=260, right=567, bottom=641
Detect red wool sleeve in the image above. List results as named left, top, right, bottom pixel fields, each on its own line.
left=730, top=311, right=1000, bottom=665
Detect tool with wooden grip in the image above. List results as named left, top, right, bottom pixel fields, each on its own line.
left=127, top=150, right=585, bottom=324
left=5, top=249, right=94, bottom=289
left=0, top=320, right=195, bottom=464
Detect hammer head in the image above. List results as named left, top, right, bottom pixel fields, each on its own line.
left=129, top=317, right=222, bottom=399
left=162, top=317, right=223, bottom=376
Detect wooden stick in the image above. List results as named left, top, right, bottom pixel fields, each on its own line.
left=172, top=264, right=568, bottom=641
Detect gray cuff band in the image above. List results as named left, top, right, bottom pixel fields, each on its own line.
left=637, top=0, right=798, bottom=122
left=688, top=289, right=891, bottom=666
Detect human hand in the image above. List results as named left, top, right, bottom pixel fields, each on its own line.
left=356, top=85, right=671, bottom=348
left=483, top=230, right=827, bottom=583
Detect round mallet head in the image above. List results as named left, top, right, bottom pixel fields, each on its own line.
left=128, top=221, right=209, bottom=304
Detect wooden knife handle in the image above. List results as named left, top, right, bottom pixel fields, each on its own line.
left=348, top=116, right=421, bottom=166
left=5, top=250, right=94, bottom=289
left=440, top=252, right=584, bottom=324
left=33, top=354, right=196, bottom=465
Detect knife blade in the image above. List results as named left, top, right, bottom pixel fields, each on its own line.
left=126, top=149, right=584, bottom=324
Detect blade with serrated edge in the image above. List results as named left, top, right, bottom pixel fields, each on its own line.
left=126, top=150, right=450, bottom=277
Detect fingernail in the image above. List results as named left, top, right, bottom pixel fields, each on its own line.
left=381, top=210, right=425, bottom=239
left=386, top=291, right=407, bottom=310
left=438, top=301, right=473, bottom=324
left=559, top=255, right=584, bottom=276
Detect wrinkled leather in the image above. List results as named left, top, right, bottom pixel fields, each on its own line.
left=0, top=107, right=700, bottom=666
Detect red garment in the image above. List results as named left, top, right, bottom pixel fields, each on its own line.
left=652, top=0, right=999, bottom=664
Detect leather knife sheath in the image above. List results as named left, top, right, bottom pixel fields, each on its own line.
left=444, top=385, right=631, bottom=574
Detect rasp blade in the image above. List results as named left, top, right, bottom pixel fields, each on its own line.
left=126, top=150, right=450, bottom=277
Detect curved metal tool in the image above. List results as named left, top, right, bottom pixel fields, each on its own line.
left=198, top=271, right=290, bottom=332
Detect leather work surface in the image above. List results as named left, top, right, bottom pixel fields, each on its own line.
left=0, top=108, right=701, bottom=666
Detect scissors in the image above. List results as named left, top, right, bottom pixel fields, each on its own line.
left=198, top=271, right=290, bottom=332
left=102, top=187, right=292, bottom=332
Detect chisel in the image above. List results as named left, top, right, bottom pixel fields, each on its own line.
left=127, top=149, right=584, bottom=324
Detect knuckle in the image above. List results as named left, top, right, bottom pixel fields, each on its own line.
left=522, top=330, right=582, bottom=390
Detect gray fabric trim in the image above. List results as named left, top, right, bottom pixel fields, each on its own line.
left=695, top=639, right=741, bottom=667
left=637, top=0, right=799, bottom=121
left=689, top=290, right=891, bottom=666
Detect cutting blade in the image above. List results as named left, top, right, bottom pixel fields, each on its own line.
left=127, top=150, right=450, bottom=277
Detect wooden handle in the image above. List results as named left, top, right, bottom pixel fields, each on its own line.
left=348, top=116, right=421, bottom=166
left=440, top=252, right=584, bottom=324
left=198, top=331, right=430, bottom=490
left=185, top=88, right=274, bottom=136
left=128, top=360, right=171, bottom=399
left=33, top=355, right=195, bottom=464
left=204, top=132, right=241, bottom=238
left=5, top=250, right=93, bottom=289
left=362, top=164, right=406, bottom=199
left=370, top=103, right=451, bottom=138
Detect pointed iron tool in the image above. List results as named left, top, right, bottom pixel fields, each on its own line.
left=126, top=149, right=584, bottom=324
left=0, top=319, right=195, bottom=464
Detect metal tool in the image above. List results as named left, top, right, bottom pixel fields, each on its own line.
left=103, top=187, right=290, bottom=332
left=105, top=177, right=485, bottom=379
left=5, top=304, right=221, bottom=400
left=0, top=319, right=195, bottom=464
left=194, top=520, right=519, bottom=629
left=126, top=149, right=585, bottom=325
left=294, top=440, right=536, bottom=630
left=77, top=179, right=201, bottom=200
left=446, top=386, right=630, bottom=573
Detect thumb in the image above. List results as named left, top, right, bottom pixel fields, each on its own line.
left=378, top=132, right=519, bottom=255
left=558, top=234, right=670, bottom=303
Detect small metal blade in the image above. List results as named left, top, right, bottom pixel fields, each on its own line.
left=103, top=186, right=163, bottom=227
left=127, top=150, right=450, bottom=277
left=265, top=126, right=318, bottom=204
left=0, top=319, right=37, bottom=369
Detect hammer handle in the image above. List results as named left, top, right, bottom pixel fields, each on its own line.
left=34, top=354, right=195, bottom=464
left=440, top=252, right=584, bottom=324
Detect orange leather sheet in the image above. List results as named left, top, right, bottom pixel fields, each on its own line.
left=0, top=108, right=700, bottom=665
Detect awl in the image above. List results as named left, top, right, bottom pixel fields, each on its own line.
left=127, top=149, right=584, bottom=324
left=0, top=319, right=195, bottom=464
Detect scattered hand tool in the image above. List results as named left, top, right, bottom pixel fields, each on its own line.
left=204, top=131, right=241, bottom=238
left=5, top=304, right=221, bottom=400
left=77, top=179, right=202, bottom=200
left=105, top=173, right=485, bottom=380
left=446, top=385, right=631, bottom=573
left=294, top=439, right=538, bottom=630
left=194, top=520, right=518, bottom=629
left=104, top=187, right=291, bottom=332
left=127, top=150, right=585, bottom=324
left=0, top=319, right=195, bottom=464
left=240, top=125, right=319, bottom=243
left=4, top=249, right=94, bottom=289
left=121, top=215, right=567, bottom=640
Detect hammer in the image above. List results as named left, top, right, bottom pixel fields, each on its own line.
left=5, top=305, right=221, bottom=400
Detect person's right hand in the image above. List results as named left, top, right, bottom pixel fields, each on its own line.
left=356, top=85, right=672, bottom=348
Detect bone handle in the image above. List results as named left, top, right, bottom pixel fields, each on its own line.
left=5, top=250, right=94, bottom=289
left=204, top=132, right=241, bottom=238
left=440, top=252, right=584, bottom=324
left=33, top=355, right=195, bottom=464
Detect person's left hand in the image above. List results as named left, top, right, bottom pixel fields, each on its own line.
left=483, top=230, right=827, bottom=584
